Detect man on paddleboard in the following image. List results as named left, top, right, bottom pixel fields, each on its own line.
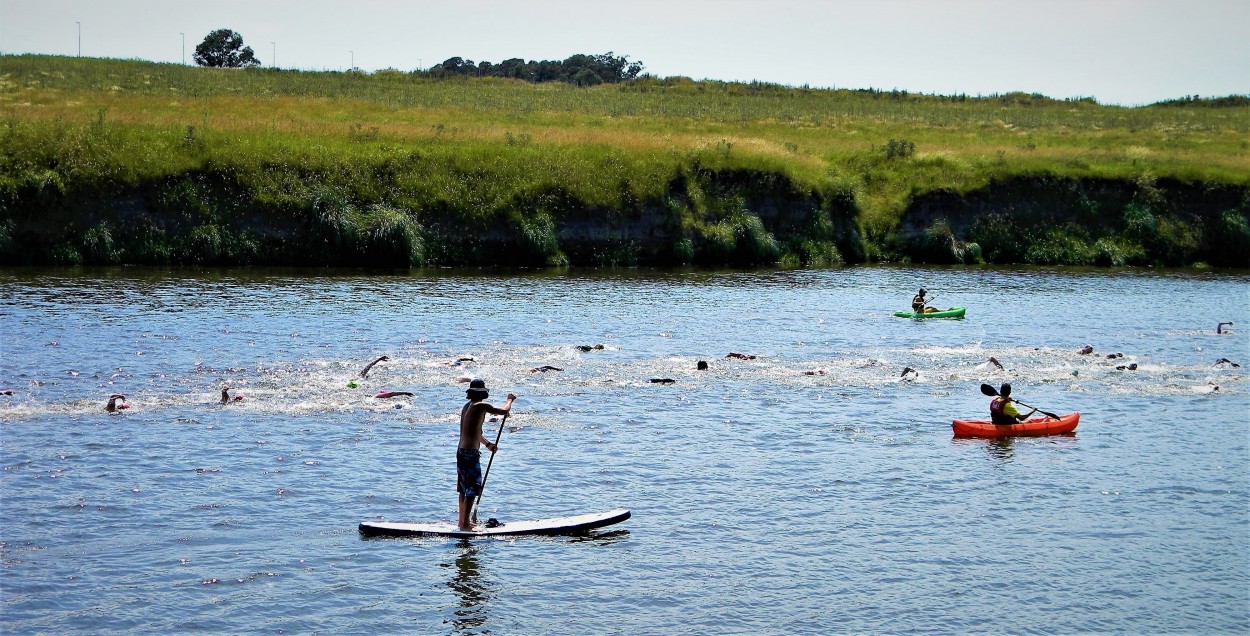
left=457, top=379, right=515, bottom=531
left=990, top=383, right=1037, bottom=425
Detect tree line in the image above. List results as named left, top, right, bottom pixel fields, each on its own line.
left=427, top=52, right=644, bottom=86
left=192, top=27, right=643, bottom=87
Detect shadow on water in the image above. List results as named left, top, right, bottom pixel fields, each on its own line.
left=953, top=433, right=1080, bottom=463
left=445, top=539, right=492, bottom=634
left=566, top=528, right=631, bottom=545
left=984, top=437, right=1016, bottom=462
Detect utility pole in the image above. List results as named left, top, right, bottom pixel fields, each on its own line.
left=271, top=42, right=276, bottom=68
left=349, top=50, right=354, bottom=71
left=76, top=21, right=81, bottom=57
left=180, top=33, right=185, bottom=64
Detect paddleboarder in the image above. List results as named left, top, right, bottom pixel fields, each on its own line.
left=457, top=379, right=515, bottom=531
left=989, top=383, right=1037, bottom=425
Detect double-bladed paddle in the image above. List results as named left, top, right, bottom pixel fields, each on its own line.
left=979, top=383, right=1061, bottom=420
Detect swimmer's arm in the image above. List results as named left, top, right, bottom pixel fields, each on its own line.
left=360, top=355, right=390, bottom=378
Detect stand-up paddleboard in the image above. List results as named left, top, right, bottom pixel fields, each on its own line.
left=359, top=509, right=630, bottom=538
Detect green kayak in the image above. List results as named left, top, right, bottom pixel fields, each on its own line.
left=893, top=307, right=966, bottom=319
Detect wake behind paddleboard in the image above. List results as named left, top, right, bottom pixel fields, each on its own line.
left=358, top=508, right=630, bottom=538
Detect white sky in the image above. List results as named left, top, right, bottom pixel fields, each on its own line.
left=1, top=0, right=1246, bottom=105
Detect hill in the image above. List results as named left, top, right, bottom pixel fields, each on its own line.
left=1, top=55, right=1247, bottom=267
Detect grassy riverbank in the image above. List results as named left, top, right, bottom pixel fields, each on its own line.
left=2, top=55, right=1247, bottom=267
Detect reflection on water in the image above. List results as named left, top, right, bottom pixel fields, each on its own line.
left=445, top=540, right=492, bottom=634
left=984, top=437, right=1016, bottom=462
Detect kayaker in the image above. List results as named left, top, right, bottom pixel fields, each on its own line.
left=911, top=289, right=937, bottom=313
left=990, top=383, right=1036, bottom=425
left=457, top=379, right=515, bottom=531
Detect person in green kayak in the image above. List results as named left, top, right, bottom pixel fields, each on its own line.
left=990, top=383, right=1037, bottom=425
left=911, top=289, right=938, bottom=313
left=457, top=379, right=516, bottom=531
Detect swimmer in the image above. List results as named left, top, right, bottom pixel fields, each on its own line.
left=649, top=378, right=675, bottom=384
left=696, top=360, right=709, bottom=371
left=803, top=368, right=827, bottom=376
left=220, top=386, right=244, bottom=404
left=374, top=390, right=414, bottom=399
left=1106, top=352, right=1123, bottom=359
left=1214, top=358, right=1241, bottom=368
left=1218, top=321, right=1233, bottom=334
left=0, top=389, right=13, bottom=396
left=575, top=345, right=604, bottom=352
left=530, top=365, right=564, bottom=373
left=360, top=355, right=390, bottom=378
left=1078, top=345, right=1094, bottom=355
left=1115, top=363, right=1139, bottom=371
left=440, top=357, right=477, bottom=366
left=726, top=352, right=756, bottom=360
left=105, top=394, right=129, bottom=412
left=899, top=366, right=918, bottom=378
left=987, top=357, right=1004, bottom=370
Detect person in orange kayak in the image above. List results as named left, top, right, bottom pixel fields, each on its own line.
left=990, top=383, right=1037, bottom=424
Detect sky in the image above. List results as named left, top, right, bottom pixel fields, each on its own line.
left=1, top=0, right=1246, bottom=106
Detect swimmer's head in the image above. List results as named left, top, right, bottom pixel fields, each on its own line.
left=466, top=379, right=488, bottom=400
left=696, top=360, right=708, bottom=370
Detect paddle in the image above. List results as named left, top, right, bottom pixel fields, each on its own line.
left=979, top=383, right=1061, bottom=420
left=471, top=410, right=510, bottom=525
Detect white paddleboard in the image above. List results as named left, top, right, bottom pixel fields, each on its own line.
left=358, top=509, right=631, bottom=538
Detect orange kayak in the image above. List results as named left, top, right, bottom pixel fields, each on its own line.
left=952, top=412, right=1080, bottom=438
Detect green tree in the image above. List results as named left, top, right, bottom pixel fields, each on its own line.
left=193, top=29, right=260, bottom=68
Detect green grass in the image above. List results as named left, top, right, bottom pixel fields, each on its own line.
left=1, top=55, right=1247, bottom=267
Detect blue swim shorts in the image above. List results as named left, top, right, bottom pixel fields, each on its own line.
left=456, top=448, right=482, bottom=498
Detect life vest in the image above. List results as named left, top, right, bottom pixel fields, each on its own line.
left=990, top=397, right=1014, bottom=424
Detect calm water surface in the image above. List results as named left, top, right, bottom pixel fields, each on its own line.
left=2, top=265, right=1248, bottom=634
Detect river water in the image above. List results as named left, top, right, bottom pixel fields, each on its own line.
left=1, top=265, right=1247, bottom=634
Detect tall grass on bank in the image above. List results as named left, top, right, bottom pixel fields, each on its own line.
left=1, top=55, right=1247, bottom=267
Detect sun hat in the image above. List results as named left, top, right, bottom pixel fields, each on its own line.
left=466, top=378, right=488, bottom=400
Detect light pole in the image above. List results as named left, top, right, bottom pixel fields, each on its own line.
left=271, top=42, right=276, bottom=68
left=75, top=21, right=81, bottom=57
left=180, top=33, right=185, bottom=64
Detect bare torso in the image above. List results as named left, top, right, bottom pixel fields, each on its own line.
left=459, top=401, right=487, bottom=449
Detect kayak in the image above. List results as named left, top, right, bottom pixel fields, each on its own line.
left=359, top=509, right=631, bottom=538
left=952, top=412, right=1080, bottom=438
left=894, top=307, right=966, bottom=319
